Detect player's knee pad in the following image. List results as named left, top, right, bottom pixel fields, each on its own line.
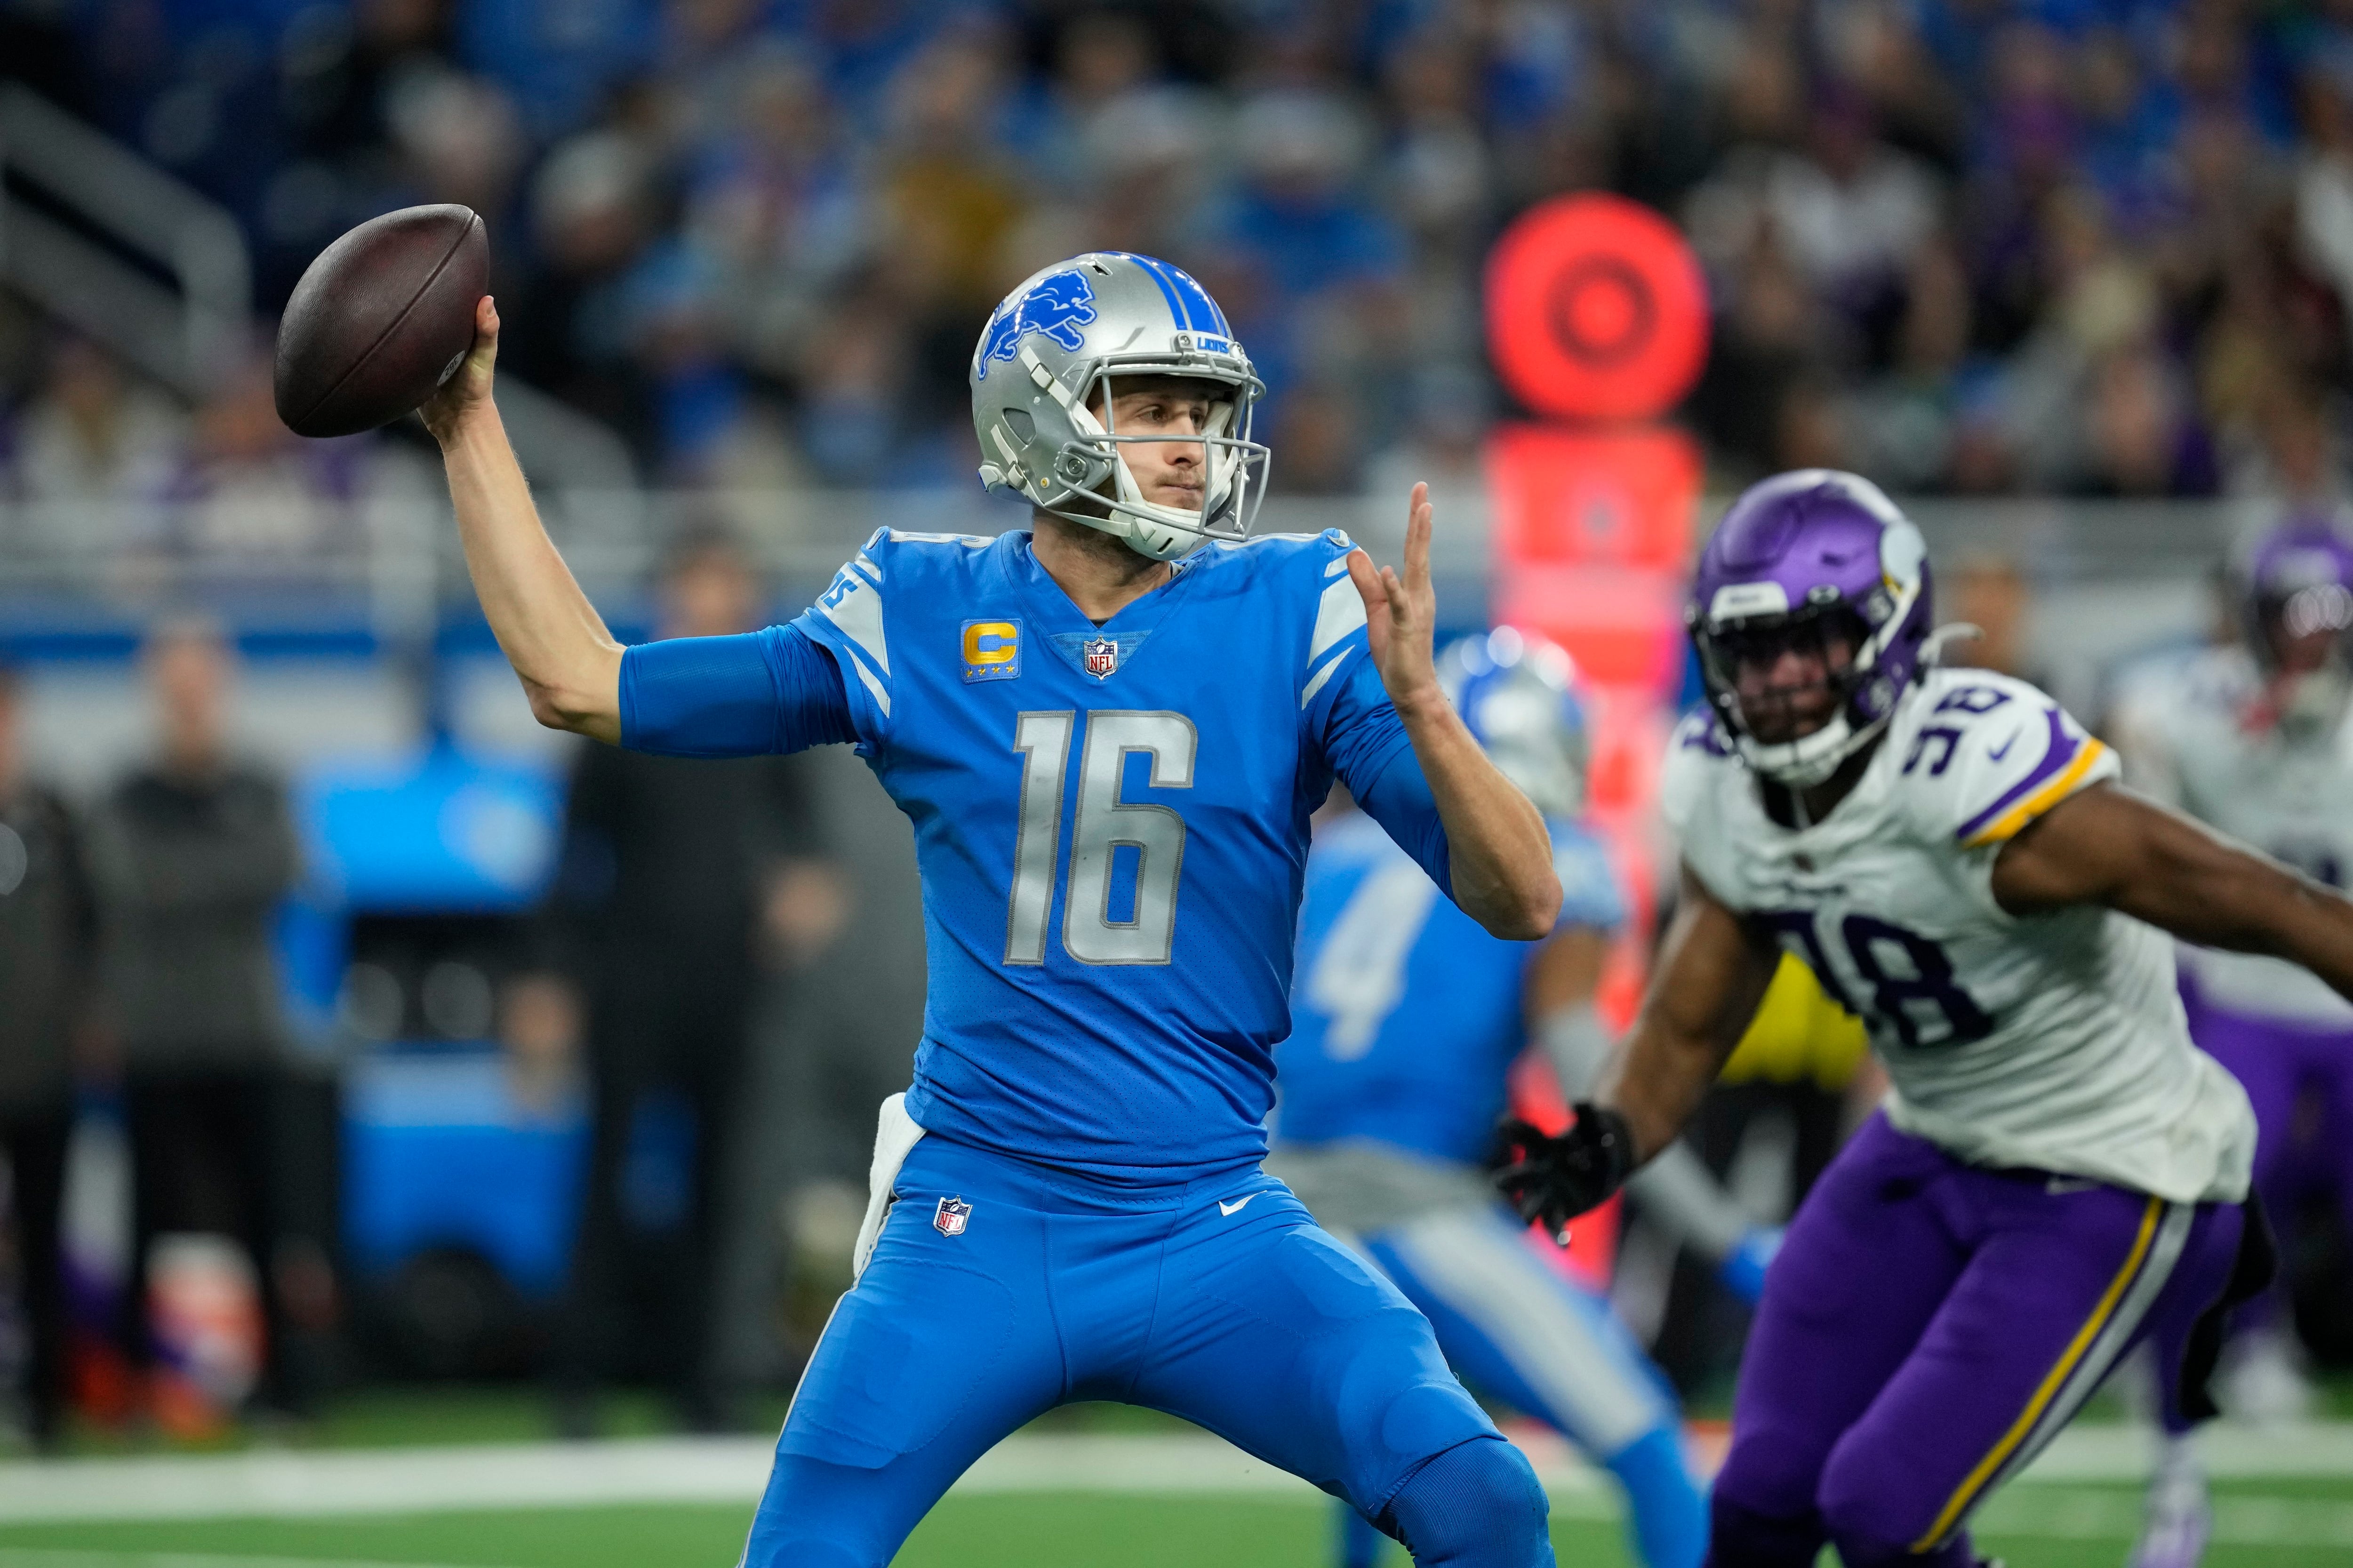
left=1703, top=1490, right=1823, bottom=1568
left=1379, top=1436, right=1553, bottom=1568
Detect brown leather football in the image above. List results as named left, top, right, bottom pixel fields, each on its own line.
left=274, top=204, right=488, bottom=438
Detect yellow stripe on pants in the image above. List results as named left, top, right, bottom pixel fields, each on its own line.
left=1911, top=1195, right=2162, bottom=1550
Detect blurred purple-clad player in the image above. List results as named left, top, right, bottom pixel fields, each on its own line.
left=2111, top=518, right=2353, bottom=1532
left=1490, top=470, right=2353, bottom=1568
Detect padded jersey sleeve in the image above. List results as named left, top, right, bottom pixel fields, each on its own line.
left=1296, top=532, right=1453, bottom=894
left=1355, top=744, right=1453, bottom=897
left=786, top=529, right=896, bottom=753
left=1901, top=673, right=2118, bottom=848
left=618, top=622, right=857, bottom=757
left=1301, top=532, right=1415, bottom=791
left=1658, top=708, right=1751, bottom=912
left=1658, top=710, right=1729, bottom=842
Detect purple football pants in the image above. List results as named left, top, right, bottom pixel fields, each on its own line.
left=2186, top=1000, right=2353, bottom=1332
left=1706, top=1113, right=2242, bottom=1568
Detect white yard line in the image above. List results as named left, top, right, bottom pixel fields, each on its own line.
left=0, top=1423, right=2339, bottom=1528
left=0, top=1440, right=775, bottom=1523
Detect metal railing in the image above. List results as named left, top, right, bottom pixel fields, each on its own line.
left=0, top=84, right=641, bottom=528
left=0, top=484, right=2254, bottom=620
left=0, top=488, right=1419, bottom=614
left=0, top=83, right=250, bottom=397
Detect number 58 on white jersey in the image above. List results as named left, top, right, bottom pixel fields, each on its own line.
left=1662, top=668, right=2254, bottom=1206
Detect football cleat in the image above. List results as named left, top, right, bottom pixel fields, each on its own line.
left=2127, top=1437, right=2211, bottom=1568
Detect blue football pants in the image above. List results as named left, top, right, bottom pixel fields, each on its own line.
left=1341, top=1206, right=1708, bottom=1568
left=741, top=1136, right=1553, bottom=1568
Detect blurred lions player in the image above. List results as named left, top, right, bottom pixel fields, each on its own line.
left=416, top=255, right=1565, bottom=1568
left=1273, top=630, right=1776, bottom=1568
left=1490, top=470, right=2353, bottom=1568
left=2113, top=520, right=2353, bottom=1560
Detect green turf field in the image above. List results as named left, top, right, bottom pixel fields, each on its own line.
left=0, top=1481, right=2345, bottom=1568
left=3, top=1387, right=2349, bottom=1566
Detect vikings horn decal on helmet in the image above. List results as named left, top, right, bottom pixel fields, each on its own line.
left=970, top=252, right=1270, bottom=562
left=1437, top=628, right=1591, bottom=819
left=1688, top=470, right=1936, bottom=788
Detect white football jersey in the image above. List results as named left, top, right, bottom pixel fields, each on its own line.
left=1663, top=668, right=2254, bottom=1204
left=2113, top=644, right=2353, bottom=1028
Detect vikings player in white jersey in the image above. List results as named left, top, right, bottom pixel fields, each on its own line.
left=2111, top=520, right=2353, bottom=1545
left=1493, top=470, right=2353, bottom=1568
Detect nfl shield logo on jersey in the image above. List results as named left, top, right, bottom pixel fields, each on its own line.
left=934, top=1196, right=972, bottom=1237
left=1083, top=637, right=1119, bottom=677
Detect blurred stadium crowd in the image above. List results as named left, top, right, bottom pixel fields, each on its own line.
left=8, top=0, right=2353, bottom=519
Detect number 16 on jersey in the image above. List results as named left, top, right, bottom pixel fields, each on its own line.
left=1007, top=710, right=1199, bottom=967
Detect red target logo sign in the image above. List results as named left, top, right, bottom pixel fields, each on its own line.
left=1485, top=194, right=1708, bottom=423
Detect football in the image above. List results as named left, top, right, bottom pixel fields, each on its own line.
left=274, top=204, right=488, bottom=438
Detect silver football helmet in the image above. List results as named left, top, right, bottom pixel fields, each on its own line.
left=1437, top=628, right=1591, bottom=819
left=970, top=251, right=1270, bottom=561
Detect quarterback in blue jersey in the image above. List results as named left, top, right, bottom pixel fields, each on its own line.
left=418, top=255, right=1565, bottom=1568
left=1273, top=631, right=1768, bottom=1568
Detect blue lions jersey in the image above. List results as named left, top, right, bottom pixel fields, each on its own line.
left=791, top=526, right=1427, bottom=1183
left=1274, top=811, right=1624, bottom=1166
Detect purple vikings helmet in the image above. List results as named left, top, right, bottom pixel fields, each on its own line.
left=1438, top=628, right=1590, bottom=818
left=1688, top=470, right=1935, bottom=787
left=2244, top=520, right=2353, bottom=673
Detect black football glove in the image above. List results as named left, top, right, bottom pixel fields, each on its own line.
left=1489, top=1105, right=1636, bottom=1239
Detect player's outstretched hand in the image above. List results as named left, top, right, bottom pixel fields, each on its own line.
left=419, top=295, right=499, bottom=447
left=1346, top=482, right=1442, bottom=715
left=1490, top=1107, right=1636, bottom=1240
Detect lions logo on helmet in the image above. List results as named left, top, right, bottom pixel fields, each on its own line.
left=976, top=270, right=1100, bottom=376
left=970, top=252, right=1270, bottom=563
left=1437, top=628, right=1591, bottom=819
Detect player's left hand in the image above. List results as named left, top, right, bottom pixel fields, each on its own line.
left=1489, top=1105, right=1637, bottom=1239
left=1346, top=482, right=1442, bottom=716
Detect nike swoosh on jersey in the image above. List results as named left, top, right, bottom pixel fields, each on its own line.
left=1218, top=1192, right=1264, bottom=1216
left=1987, top=733, right=2017, bottom=762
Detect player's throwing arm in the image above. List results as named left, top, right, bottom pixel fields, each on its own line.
left=419, top=297, right=625, bottom=743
